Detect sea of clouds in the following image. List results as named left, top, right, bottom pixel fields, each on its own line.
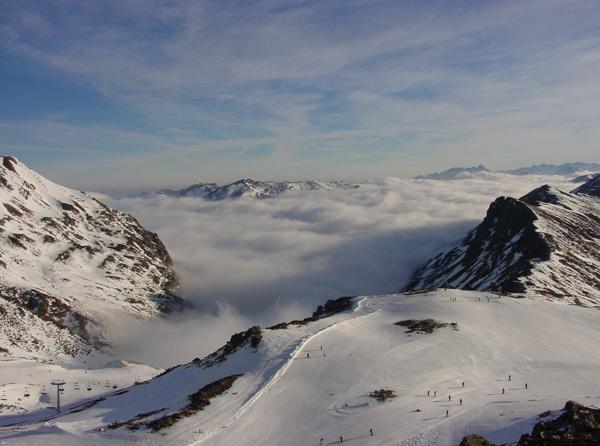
left=107, top=173, right=575, bottom=367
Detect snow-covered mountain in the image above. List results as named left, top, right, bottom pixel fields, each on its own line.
left=415, top=164, right=490, bottom=180
left=136, top=178, right=359, bottom=200
left=415, top=162, right=600, bottom=180
left=403, top=176, right=600, bottom=304
left=503, top=162, right=600, bottom=176
left=3, top=290, right=600, bottom=445
left=0, top=156, right=182, bottom=360
left=570, top=172, right=600, bottom=183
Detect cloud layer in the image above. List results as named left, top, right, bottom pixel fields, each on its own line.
left=108, top=173, right=574, bottom=366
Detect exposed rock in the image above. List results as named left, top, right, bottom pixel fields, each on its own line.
left=0, top=156, right=184, bottom=359
left=404, top=178, right=600, bottom=305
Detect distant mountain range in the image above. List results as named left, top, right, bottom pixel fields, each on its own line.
left=135, top=178, right=359, bottom=200
left=416, top=162, right=600, bottom=180
left=404, top=174, right=600, bottom=304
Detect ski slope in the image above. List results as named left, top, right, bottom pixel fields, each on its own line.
left=2, top=290, right=600, bottom=445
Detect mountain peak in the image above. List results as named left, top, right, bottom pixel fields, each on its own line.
left=415, top=165, right=490, bottom=180
left=572, top=174, right=600, bottom=197
left=404, top=182, right=600, bottom=303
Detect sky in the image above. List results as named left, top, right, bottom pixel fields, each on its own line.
left=1, top=0, right=600, bottom=193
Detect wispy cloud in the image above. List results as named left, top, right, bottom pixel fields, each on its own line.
left=1, top=0, right=600, bottom=189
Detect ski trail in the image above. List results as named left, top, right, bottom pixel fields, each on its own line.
left=189, top=298, right=372, bottom=445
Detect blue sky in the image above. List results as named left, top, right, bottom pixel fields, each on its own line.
left=1, top=0, right=600, bottom=192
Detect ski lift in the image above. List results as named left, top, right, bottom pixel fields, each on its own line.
left=87, top=383, right=92, bottom=391
left=112, top=383, right=118, bottom=389
left=74, top=382, right=80, bottom=391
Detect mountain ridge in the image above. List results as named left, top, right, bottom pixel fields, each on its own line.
left=0, top=156, right=183, bottom=361
left=403, top=176, right=600, bottom=304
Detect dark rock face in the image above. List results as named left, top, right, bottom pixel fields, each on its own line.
left=404, top=196, right=550, bottom=293
left=195, top=326, right=263, bottom=368
left=268, top=296, right=355, bottom=330
left=404, top=181, right=600, bottom=303
left=459, top=435, right=494, bottom=446
left=519, top=401, right=600, bottom=445
left=572, top=174, right=600, bottom=197
left=459, top=401, right=600, bottom=446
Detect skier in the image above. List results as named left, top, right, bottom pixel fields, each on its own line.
left=508, top=374, right=511, bottom=381
left=448, top=395, right=451, bottom=402
left=502, top=388, right=505, bottom=394
left=525, top=382, right=528, bottom=390
left=307, top=353, right=310, bottom=358
left=369, top=427, right=374, bottom=436
left=320, top=345, right=323, bottom=351
left=427, top=390, right=430, bottom=396
left=459, top=398, right=463, bottom=405
left=462, top=382, right=465, bottom=387
left=433, top=391, right=437, bottom=397
left=340, top=436, right=343, bottom=443
left=320, top=438, right=323, bottom=445
left=445, top=410, right=449, bottom=417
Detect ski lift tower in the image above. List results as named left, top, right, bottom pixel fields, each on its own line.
left=51, top=380, right=66, bottom=413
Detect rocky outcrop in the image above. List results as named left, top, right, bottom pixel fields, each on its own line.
left=458, top=401, right=600, bottom=445
left=404, top=177, right=600, bottom=304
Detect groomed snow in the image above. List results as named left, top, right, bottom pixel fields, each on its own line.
left=2, top=289, right=600, bottom=445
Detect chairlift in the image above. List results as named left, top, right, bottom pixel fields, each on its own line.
left=74, top=382, right=80, bottom=390
left=87, top=383, right=92, bottom=391
left=112, top=383, right=118, bottom=389
left=1, top=390, right=7, bottom=401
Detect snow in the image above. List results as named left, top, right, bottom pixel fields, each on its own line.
left=2, top=290, right=600, bottom=445
left=0, top=156, right=177, bottom=360
left=135, top=179, right=359, bottom=200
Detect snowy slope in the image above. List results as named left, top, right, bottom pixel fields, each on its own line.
left=404, top=178, right=600, bottom=305
left=0, top=156, right=182, bottom=360
left=136, top=178, right=359, bottom=200
left=2, top=290, right=600, bottom=445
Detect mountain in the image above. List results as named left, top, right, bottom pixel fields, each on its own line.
left=415, top=164, right=490, bottom=180
left=570, top=172, right=600, bottom=183
left=571, top=173, right=600, bottom=197
left=415, top=162, right=600, bottom=180
left=136, top=182, right=218, bottom=199
left=503, top=162, right=600, bottom=176
left=4, top=290, right=600, bottom=445
left=403, top=176, right=600, bottom=304
left=0, top=156, right=183, bottom=360
left=135, top=178, right=359, bottom=200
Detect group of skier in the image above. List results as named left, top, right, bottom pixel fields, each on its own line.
left=319, top=428, right=374, bottom=445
